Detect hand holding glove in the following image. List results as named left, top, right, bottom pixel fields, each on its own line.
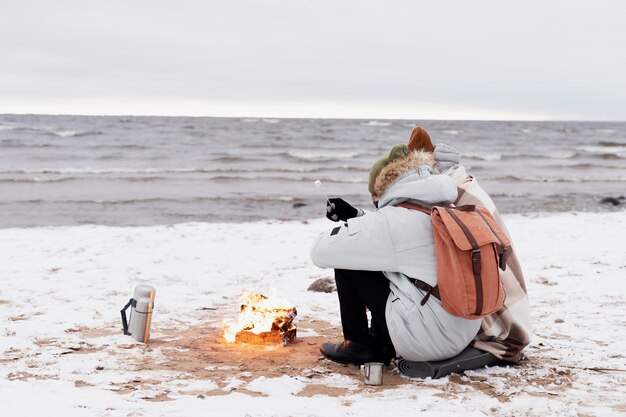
left=326, top=198, right=359, bottom=222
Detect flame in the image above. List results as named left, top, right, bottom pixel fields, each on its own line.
left=223, top=291, right=296, bottom=343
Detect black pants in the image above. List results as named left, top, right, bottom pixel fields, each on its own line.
left=334, top=269, right=396, bottom=359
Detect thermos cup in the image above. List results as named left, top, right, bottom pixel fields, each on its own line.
left=360, top=362, right=384, bottom=386
left=120, top=285, right=156, bottom=343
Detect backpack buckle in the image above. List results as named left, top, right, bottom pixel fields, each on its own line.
left=499, top=246, right=510, bottom=270
left=471, top=249, right=482, bottom=276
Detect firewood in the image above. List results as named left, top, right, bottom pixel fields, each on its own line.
left=235, top=327, right=297, bottom=345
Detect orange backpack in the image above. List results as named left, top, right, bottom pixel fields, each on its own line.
left=397, top=202, right=511, bottom=319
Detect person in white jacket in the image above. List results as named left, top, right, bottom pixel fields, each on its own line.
left=310, top=147, right=482, bottom=365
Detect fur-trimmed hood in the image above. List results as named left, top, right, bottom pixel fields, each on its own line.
left=374, top=151, right=457, bottom=208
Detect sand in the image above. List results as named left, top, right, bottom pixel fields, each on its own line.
left=1, top=212, right=625, bottom=416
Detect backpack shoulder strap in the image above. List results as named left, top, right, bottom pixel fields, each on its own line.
left=395, top=202, right=443, bottom=306
left=475, top=209, right=511, bottom=270
left=410, top=279, right=441, bottom=305
left=395, top=202, right=432, bottom=215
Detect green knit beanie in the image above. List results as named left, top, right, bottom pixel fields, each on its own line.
left=368, top=144, right=409, bottom=195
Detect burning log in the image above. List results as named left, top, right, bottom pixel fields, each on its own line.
left=235, top=326, right=297, bottom=345
left=223, top=292, right=297, bottom=346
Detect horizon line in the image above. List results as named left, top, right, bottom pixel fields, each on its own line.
left=2, top=111, right=624, bottom=124
left=1, top=97, right=622, bottom=122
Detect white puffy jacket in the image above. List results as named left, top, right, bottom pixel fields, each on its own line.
left=310, top=166, right=481, bottom=361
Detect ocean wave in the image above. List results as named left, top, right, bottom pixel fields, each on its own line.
left=442, top=129, right=460, bottom=135
left=496, top=150, right=624, bottom=160
left=0, top=167, right=186, bottom=175
left=12, top=126, right=47, bottom=134
left=2, top=139, right=143, bottom=150
left=0, top=165, right=369, bottom=176
left=54, top=130, right=79, bottom=137
left=262, top=119, right=280, bottom=124
left=0, top=125, right=16, bottom=131
left=577, top=145, right=626, bottom=154
left=9, top=126, right=103, bottom=137
left=0, top=172, right=368, bottom=185
left=0, top=175, right=169, bottom=184
left=500, top=151, right=580, bottom=160
left=8, top=195, right=314, bottom=206
left=489, top=192, right=531, bottom=198
left=312, top=177, right=365, bottom=184
left=208, top=155, right=266, bottom=163
left=364, top=121, right=391, bottom=127
left=544, top=151, right=581, bottom=159
left=54, top=130, right=103, bottom=137
left=541, top=162, right=625, bottom=170
left=283, top=150, right=363, bottom=161
left=597, top=141, right=626, bottom=147
left=463, top=153, right=502, bottom=161
left=0, top=139, right=58, bottom=148
left=209, top=175, right=366, bottom=184
left=576, top=146, right=626, bottom=159
left=0, top=177, right=76, bottom=184
left=51, top=198, right=187, bottom=206
left=0, top=167, right=213, bottom=175
left=103, top=144, right=150, bottom=150
left=481, top=175, right=626, bottom=183
left=594, top=153, right=623, bottom=160
left=0, top=167, right=262, bottom=175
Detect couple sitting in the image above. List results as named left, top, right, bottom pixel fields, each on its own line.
left=310, top=127, right=531, bottom=368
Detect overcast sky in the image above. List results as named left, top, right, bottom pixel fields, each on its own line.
left=1, top=0, right=625, bottom=120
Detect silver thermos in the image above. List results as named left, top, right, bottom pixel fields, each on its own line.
left=121, top=285, right=156, bottom=343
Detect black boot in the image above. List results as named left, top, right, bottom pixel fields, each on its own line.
left=320, top=340, right=380, bottom=365
left=369, top=324, right=395, bottom=366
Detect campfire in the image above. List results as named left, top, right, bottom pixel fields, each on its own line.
left=223, top=292, right=297, bottom=346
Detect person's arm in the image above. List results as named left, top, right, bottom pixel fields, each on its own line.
left=433, top=143, right=460, bottom=173
left=311, top=211, right=396, bottom=272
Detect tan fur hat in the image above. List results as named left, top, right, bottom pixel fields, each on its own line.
left=372, top=151, right=438, bottom=201
left=407, top=126, right=434, bottom=153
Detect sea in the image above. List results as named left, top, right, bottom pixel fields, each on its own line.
left=1, top=114, right=625, bottom=228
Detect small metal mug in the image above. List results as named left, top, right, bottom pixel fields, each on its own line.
left=360, top=362, right=384, bottom=386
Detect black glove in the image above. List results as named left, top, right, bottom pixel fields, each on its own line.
left=326, top=198, right=359, bottom=222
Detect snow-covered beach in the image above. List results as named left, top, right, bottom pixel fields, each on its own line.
left=1, top=211, right=625, bottom=416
